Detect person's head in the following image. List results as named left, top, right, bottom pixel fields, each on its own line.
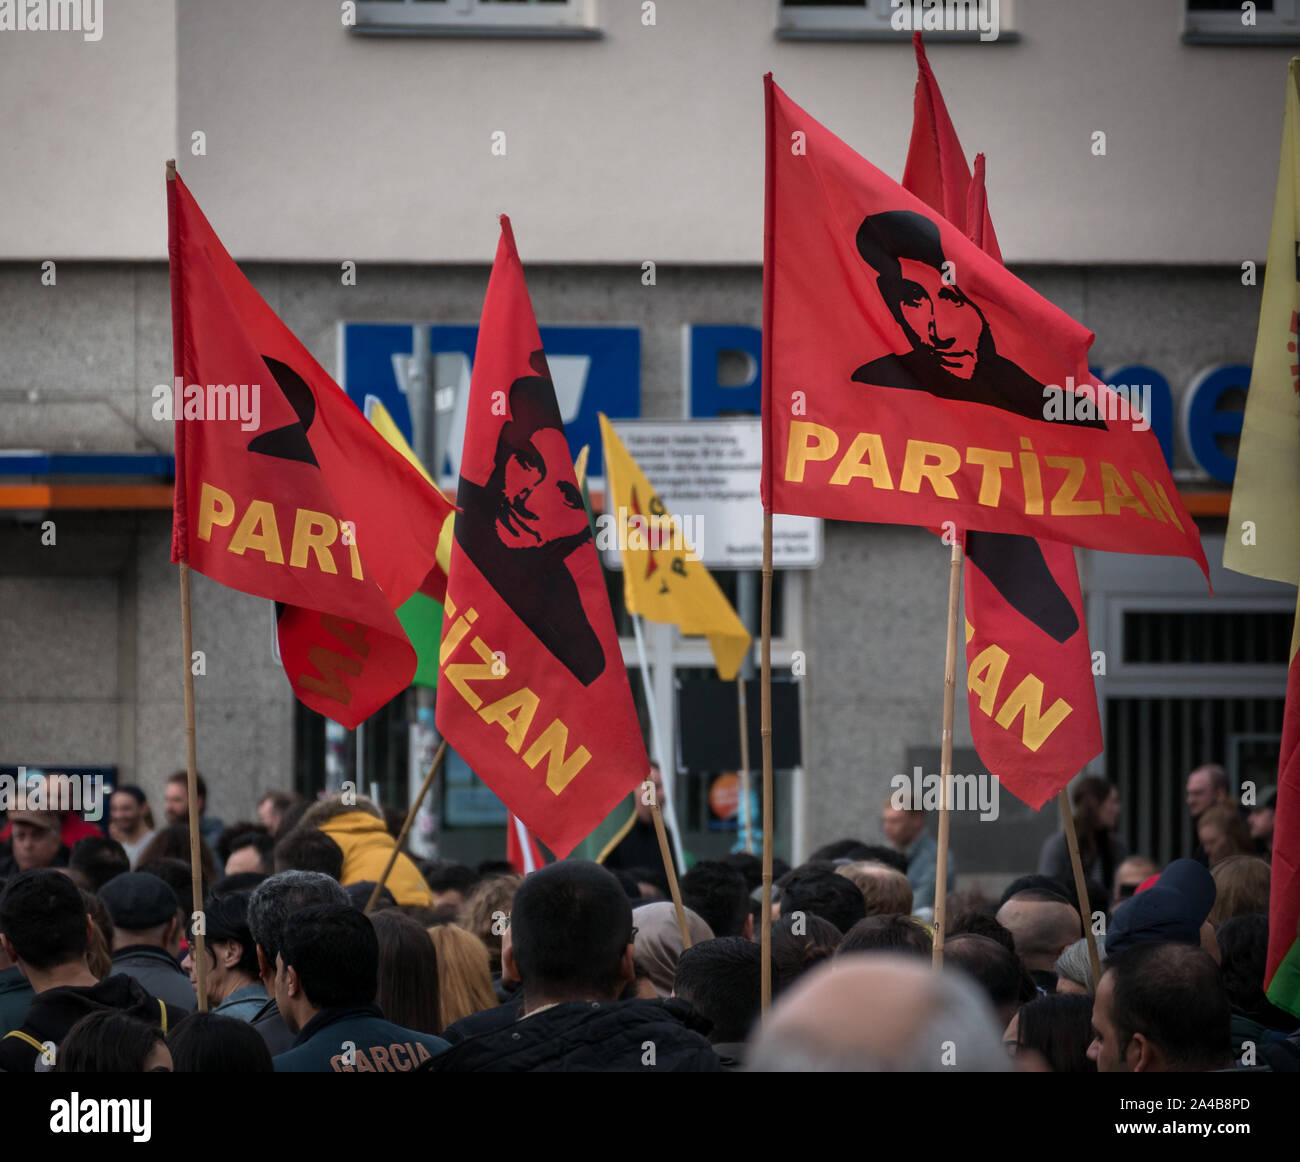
left=1208, top=855, right=1270, bottom=926
left=420, top=860, right=478, bottom=913
left=273, top=827, right=344, bottom=880
left=880, top=803, right=927, bottom=851
left=1054, top=936, right=1103, bottom=995
left=182, top=891, right=259, bottom=1008
left=681, top=861, right=751, bottom=939
left=134, top=857, right=203, bottom=912
left=54, top=1010, right=171, bottom=1073
left=0, top=869, right=89, bottom=975
left=749, top=954, right=1010, bottom=1071
left=483, top=359, right=589, bottom=551
left=1112, top=855, right=1159, bottom=907
left=770, top=912, right=843, bottom=995
left=136, top=824, right=217, bottom=885
left=1216, top=914, right=1299, bottom=1032
left=1185, top=763, right=1229, bottom=822
left=109, top=786, right=149, bottom=836
left=224, top=831, right=273, bottom=878
left=1072, top=775, right=1121, bottom=835
left=944, top=933, right=1034, bottom=1028
left=1197, top=804, right=1253, bottom=867
left=1011, top=993, right=1097, bottom=1073
left=995, top=892, right=1083, bottom=972
left=779, top=868, right=868, bottom=935
left=67, top=835, right=130, bottom=894
left=1088, top=942, right=1231, bottom=1073
left=459, top=872, right=522, bottom=974
left=836, top=861, right=914, bottom=917
left=506, top=862, right=634, bottom=1008
left=167, top=1010, right=273, bottom=1073
left=428, top=924, right=498, bottom=1029
left=632, top=901, right=715, bottom=997
left=257, top=790, right=300, bottom=836
left=673, top=937, right=762, bottom=1045
left=99, top=872, right=183, bottom=955
left=720, top=851, right=764, bottom=892
left=855, top=209, right=989, bottom=380
left=837, top=913, right=933, bottom=958
left=165, top=770, right=207, bottom=824
left=947, top=909, right=1016, bottom=953
left=247, top=869, right=350, bottom=989
left=1247, top=786, right=1277, bottom=846
left=1107, top=858, right=1219, bottom=962
left=81, top=889, right=114, bottom=979
left=8, top=811, right=63, bottom=871
left=371, top=909, right=441, bottom=1036
left=276, top=904, right=378, bottom=1034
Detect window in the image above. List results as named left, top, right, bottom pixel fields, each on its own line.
left=777, top=0, right=1015, bottom=43
left=351, top=0, right=600, bottom=39
left=1184, top=0, right=1300, bottom=44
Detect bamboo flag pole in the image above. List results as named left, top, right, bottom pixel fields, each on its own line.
left=760, top=511, right=774, bottom=1014
left=177, top=562, right=209, bottom=1011
left=631, top=614, right=693, bottom=948
left=931, top=538, right=963, bottom=969
left=737, top=675, right=754, bottom=854
left=364, top=740, right=448, bottom=914
left=1060, top=788, right=1103, bottom=986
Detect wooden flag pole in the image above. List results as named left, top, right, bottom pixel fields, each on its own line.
left=1059, top=788, right=1103, bottom=987
left=630, top=615, right=693, bottom=947
left=364, top=740, right=448, bottom=914
left=177, top=561, right=208, bottom=1011
left=760, top=511, right=774, bottom=1014
left=737, top=675, right=754, bottom=854
left=931, top=538, right=963, bottom=969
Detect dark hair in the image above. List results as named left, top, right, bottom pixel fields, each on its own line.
left=779, top=868, right=867, bottom=935
left=1106, top=942, right=1232, bottom=1070
left=247, top=870, right=350, bottom=972
left=1071, top=776, right=1119, bottom=887
left=168, top=770, right=208, bottom=801
left=1216, top=915, right=1299, bottom=1032
left=0, top=868, right=87, bottom=970
left=113, top=784, right=148, bottom=806
left=720, top=851, right=763, bottom=893
left=421, top=860, right=479, bottom=896
left=681, top=861, right=750, bottom=939
left=68, top=836, right=130, bottom=894
left=345, top=881, right=395, bottom=911
left=944, top=933, right=1034, bottom=1015
left=371, top=910, right=442, bottom=1035
left=838, top=914, right=933, bottom=958
left=674, top=937, right=761, bottom=1043
left=189, top=891, right=259, bottom=978
left=167, top=1010, right=273, bottom=1072
left=770, top=912, right=842, bottom=996
left=274, top=800, right=311, bottom=840
left=211, top=871, right=267, bottom=895
left=280, top=904, right=378, bottom=1010
left=476, top=860, right=517, bottom=878
left=274, top=828, right=344, bottom=880
left=55, top=1010, right=166, bottom=1072
left=1016, top=994, right=1097, bottom=1073
left=135, top=857, right=205, bottom=911
left=137, top=825, right=217, bottom=885
left=258, top=790, right=300, bottom=814
left=998, top=876, right=1075, bottom=910
left=809, top=839, right=909, bottom=875
left=509, top=862, right=632, bottom=999
left=221, top=827, right=273, bottom=871
left=947, top=909, right=1017, bottom=953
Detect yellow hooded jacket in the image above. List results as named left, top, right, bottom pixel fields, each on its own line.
left=316, top=811, right=435, bottom=908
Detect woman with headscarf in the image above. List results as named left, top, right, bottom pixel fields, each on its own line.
left=631, top=901, right=713, bottom=997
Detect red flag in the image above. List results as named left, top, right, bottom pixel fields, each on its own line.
left=506, top=811, right=546, bottom=875
left=168, top=172, right=452, bottom=726
left=901, top=41, right=1102, bottom=808
left=761, top=77, right=1207, bottom=577
left=436, top=216, right=648, bottom=858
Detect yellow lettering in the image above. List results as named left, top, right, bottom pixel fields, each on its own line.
left=1099, top=463, right=1150, bottom=519
left=784, top=421, right=839, bottom=483
left=197, top=482, right=235, bottom=542
left=298, top=645, right=361, bottom=705
left=828, top=432, right=894, bottom=489
left=965, top=447, right=1013, bottom=507
left=967, top=643, right=1008, bottom=714
left=479, top=687, right=540, bottom=753
left=227, top=499, right=285, bottom=563
left=899, top=440, right=961, bottom=498
left=445, top=636, right=501, bottom=711
left=1046, top=456, right=1101, bottom=516
left=993, top=675, right=1072, bottom=752
left=1131, top=471, right=1183, bottom=531
left=523, top=719, right=592, bottom=795
left=290, top=509, right=339, bottom=573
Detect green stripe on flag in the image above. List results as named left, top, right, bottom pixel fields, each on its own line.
left=397, top=591, right=443, bottom=689
left=1267, top=933, right=1300, bottom=1020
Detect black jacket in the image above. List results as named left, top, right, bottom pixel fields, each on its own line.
left=428, top=997, right=721, bottom=1072
left=442, top=991, right=525, bottom=1045
left=0, top=973, right=183, bottom=1072
left=250, top=995, right=298, bottom=1056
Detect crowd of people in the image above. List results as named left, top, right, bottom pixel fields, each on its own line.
left=0, top=763, right=1292, bottom=1072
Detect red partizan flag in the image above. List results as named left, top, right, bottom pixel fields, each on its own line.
left=902, top=36, right=1102, bottom=808
left=168, top=171, right=451, bottom=727
left=761, top=77, right=1207, bottom=577
left=436, top=216, right=648, bottom=858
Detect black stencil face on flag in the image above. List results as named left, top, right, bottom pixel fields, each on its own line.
left=456, top=351, right=605, bottom=687
left=851, top=210, right=1106, bottom=430
left=248, top=356, right=319, bottom=467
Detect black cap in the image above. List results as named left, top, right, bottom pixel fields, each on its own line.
left=99, top=872, right=181, bottom=930
left=1106, top=860, right=1215, bottom=956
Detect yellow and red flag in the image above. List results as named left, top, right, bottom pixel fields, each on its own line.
left=436, top=217, right=648, bottom=858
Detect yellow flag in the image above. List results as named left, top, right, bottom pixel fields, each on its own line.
left=598, top=413, right=751, bottom=680
left=1225, top=59, right=1300, bottom=589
